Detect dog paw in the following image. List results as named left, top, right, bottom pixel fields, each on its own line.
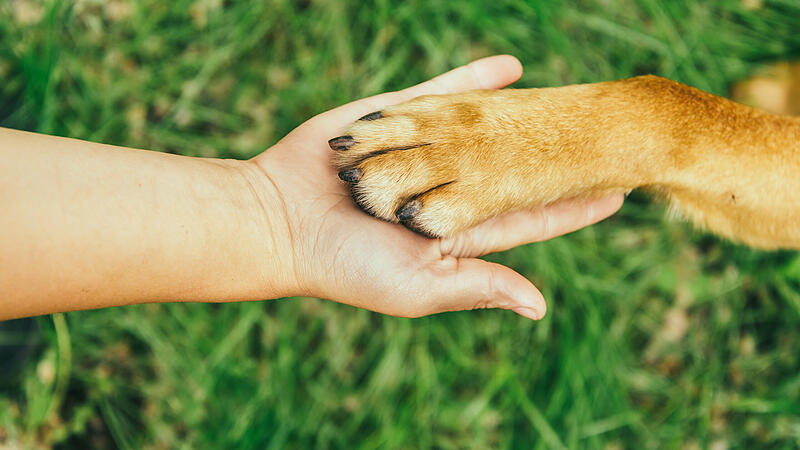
left=330, top=87, right=637, bottom=237
left=329, top=91, right=539, bottom=237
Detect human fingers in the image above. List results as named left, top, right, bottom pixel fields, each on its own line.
left=419, top=256, right=546, bottom=320
left=301, top=55, right=523, bottom=138
left=440, top=194, right=624, bottom=258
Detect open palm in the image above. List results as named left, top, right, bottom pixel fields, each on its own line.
left=252, top=55, right=623, bottom=320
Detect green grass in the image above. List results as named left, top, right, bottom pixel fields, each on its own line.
left=2, top=0, right=800, bottom=448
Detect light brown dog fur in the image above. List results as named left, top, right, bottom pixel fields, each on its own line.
left=330, top=76, right=800, bottom=249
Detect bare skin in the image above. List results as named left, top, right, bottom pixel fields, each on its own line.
left=333, top=75, right=800, bottom=249
left=0, top=55, right=622, bottom=322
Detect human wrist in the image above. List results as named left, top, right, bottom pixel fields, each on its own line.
left=222, top=157, right=302, bottom=300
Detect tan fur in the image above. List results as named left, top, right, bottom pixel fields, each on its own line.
left=332, top=76, right=800, bottom=249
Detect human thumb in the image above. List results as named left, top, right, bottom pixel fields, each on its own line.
left=429, top=257, right=547, bottom=320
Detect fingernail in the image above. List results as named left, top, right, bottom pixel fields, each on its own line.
left=512, top=306, right=541, bottom=321
left=338, top=167, right=362, bottom=182
left=328, top=135, right=356, bottom=150
left=358, top=111, right=383, bottom=121
left=396, top=200, right=422, bottom=221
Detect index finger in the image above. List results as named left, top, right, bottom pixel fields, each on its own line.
left=440, top=194, right=625, bottom=259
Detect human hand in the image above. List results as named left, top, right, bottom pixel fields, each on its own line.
left=249, top=55, right=623, bottom=320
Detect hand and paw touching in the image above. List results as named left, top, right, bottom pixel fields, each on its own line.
left=252, top=55, right=624, bottom=321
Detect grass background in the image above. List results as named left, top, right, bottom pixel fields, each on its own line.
left=1, top=0, right=800, bottom=448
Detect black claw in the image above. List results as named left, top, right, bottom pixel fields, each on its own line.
left=328, top=135, right=356, bottom=151
left=338, top=168, right=363, bottom=182
left=358, top=111, right=383, bottom=121
left=396, top=200, right=422, bottom=221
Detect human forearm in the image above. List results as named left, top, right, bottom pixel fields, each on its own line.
left=0, top=128, right=293, bottom=320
